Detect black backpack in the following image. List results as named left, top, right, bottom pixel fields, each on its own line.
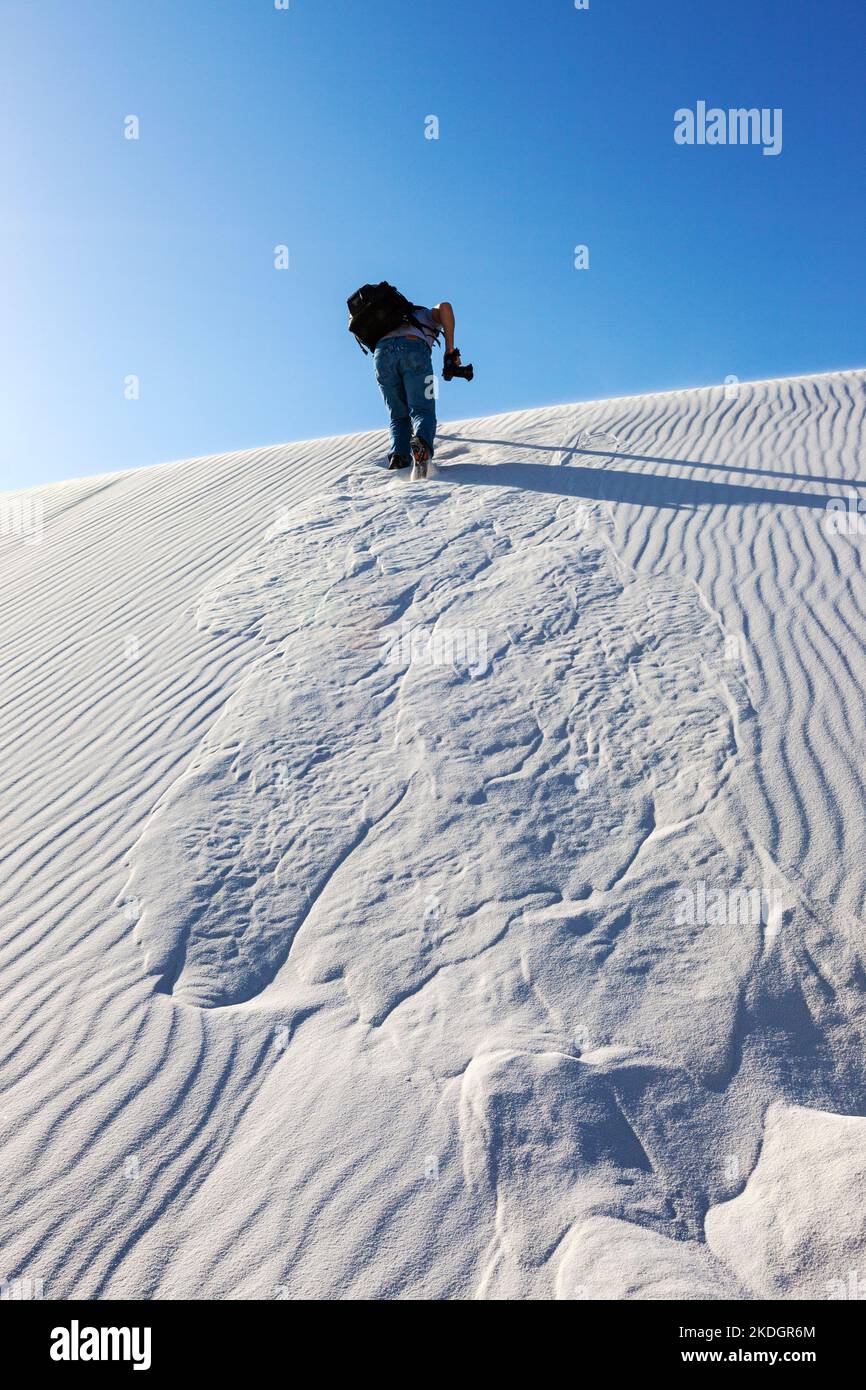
left=347, top=282, right=423, bottom=353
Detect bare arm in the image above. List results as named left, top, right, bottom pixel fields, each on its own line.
left=432, top=301, right=456, bottom=356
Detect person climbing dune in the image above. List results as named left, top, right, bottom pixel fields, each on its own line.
left=347, top=282, right=473, bottom=479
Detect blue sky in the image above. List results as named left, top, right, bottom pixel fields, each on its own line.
left=2, top=0, right=864, bottom=488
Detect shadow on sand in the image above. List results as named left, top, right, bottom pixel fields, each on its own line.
left=437, top=436, right=850, bottom=512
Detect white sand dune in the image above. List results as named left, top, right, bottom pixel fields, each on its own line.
left=2, top=369, right=866, bottom=1299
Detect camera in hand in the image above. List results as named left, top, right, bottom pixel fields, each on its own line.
left=443, top=349, right=474, bottom=382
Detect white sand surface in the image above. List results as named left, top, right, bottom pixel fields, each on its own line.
left=2, top=370, right=865, bottom=1298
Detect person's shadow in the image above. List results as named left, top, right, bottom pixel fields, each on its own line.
left=437, top=435, right=860, bottom=513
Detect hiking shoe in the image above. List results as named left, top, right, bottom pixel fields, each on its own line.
left=410, top=435, right=432, bottom=465
left=387, top=452, right=410, bottom=470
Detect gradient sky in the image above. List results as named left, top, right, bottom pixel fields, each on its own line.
left=2, top=0, right=864, bottom=489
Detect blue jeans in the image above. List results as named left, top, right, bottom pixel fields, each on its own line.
left=373, top=338, right=437, bottom=459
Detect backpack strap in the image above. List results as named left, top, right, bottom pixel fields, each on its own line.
left=408, top=307, right=440, bottom=341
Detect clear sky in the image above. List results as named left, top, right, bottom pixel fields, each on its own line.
left=2, top=0, right=864, bottom=489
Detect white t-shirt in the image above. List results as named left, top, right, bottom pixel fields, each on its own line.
left=378, top=306, right=441, bottom=349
